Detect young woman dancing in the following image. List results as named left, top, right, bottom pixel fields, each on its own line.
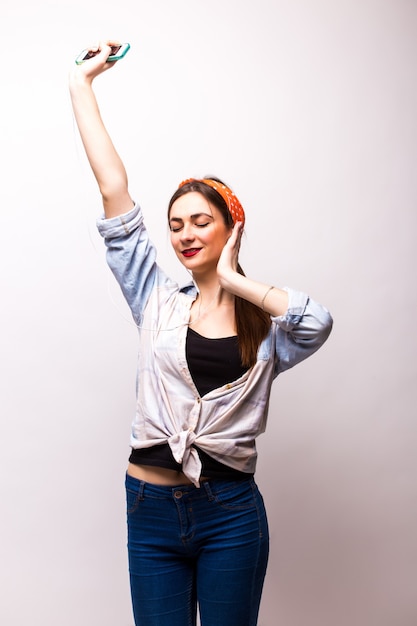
left=69, top=40, right=333, bottom=626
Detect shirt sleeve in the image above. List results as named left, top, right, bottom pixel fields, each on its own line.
left=96, top=202, right=158, bottom=325
left=272, top=287, right=333, bottom=375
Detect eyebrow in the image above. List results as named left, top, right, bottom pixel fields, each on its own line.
left=169, top=212, right=214, bottom=224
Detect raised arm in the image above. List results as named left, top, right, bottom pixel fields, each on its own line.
left=69, top=41, right=134, bottom=218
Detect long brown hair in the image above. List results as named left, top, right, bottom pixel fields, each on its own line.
left=168, top=177, right=271, bottom=368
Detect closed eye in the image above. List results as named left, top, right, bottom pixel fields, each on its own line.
left=170, top=221, right=210, bottom=232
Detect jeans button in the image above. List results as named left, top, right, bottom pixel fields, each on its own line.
left=174, top=490, right=183, bottom=499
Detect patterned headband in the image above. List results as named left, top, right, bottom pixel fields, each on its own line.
left=179, top=178, right=245, bottom=226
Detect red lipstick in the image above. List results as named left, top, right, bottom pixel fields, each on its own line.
left=182, top=248, right=201, bottom=258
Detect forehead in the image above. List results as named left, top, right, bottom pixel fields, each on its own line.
left=169, top=192, right=217, bottom=219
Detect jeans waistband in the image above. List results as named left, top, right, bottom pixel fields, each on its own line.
left=125, top=472, right=254, bottom=500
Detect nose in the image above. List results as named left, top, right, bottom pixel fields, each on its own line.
left=180, top=223, right=195, bottom=242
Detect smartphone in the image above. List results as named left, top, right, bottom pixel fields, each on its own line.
left=75, top=43, right=130, bottom=65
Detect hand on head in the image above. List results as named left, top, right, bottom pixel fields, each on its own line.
left=217, top=221, right=244, bottom=285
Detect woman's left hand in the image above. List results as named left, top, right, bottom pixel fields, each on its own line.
left=217, top=221, right=244, bottom=287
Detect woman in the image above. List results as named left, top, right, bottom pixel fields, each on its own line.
left=69, top=41, right=333, bottom=626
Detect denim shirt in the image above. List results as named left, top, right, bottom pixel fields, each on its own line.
left=97, top=202, right=333, bottom=486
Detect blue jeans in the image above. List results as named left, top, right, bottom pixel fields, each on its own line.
left=125, top=474, right=269, bottom=626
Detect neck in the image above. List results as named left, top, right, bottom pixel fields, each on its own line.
left=193, top=275, right=233, bottom=306
left=189, top=275, right=236, bottom=335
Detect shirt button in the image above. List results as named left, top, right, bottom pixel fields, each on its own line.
left=174, top=490, right=183, bottom=499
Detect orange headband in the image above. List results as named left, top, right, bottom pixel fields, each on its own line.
left=179, top=178, right=245, bottom=226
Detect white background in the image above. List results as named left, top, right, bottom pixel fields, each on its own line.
left=1, top=1, right=416, bottom=625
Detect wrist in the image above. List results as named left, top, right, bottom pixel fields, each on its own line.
left=69, top=70, right=94, bottom=93
left=218, top=270, right=245, bottom=295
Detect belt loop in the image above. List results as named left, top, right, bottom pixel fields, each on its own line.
left=138, top=480, right=145, bottom=501
left=203, top=480, right=214, bottom=501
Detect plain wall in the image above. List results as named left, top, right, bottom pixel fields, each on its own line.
left=1, top=1, right=416, bottom=625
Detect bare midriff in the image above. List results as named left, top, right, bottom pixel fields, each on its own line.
left=127, top=462, right=207, bottom=486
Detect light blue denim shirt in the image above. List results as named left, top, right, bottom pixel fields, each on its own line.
left=97, top=202, right=333, bottom=486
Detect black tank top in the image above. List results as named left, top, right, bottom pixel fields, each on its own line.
left=129, top=327, right=251, bottom=479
